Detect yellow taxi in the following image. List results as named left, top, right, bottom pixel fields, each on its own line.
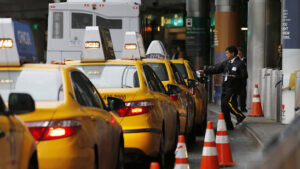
left=0, top=20, right=124, bottom=169
left=66, top=31, right=179, bottom=168
left=171, top=59, right=208, bottom=134
left=143, top=41, right=196, bottom=140
left=0, top=93, right=38, bottom=169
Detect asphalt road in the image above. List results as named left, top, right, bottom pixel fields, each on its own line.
left=125, top=110, right=262, bottom=169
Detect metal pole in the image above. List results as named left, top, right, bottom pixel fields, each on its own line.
left=276, top=70, right=283, bottom=122
left=260, top=68, right=267, bottom=111
left=264, top=68, right=272, bottom=119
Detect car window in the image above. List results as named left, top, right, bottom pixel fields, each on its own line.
left=170, top=63, right=186, bottom=86
left=143, top=65, right=165, bottom=93
left=72, top=13, right=92, bottom=29
left=147, top=63, right=169, bottom=81
left=174, top=63, right=188, bottom=79
left=0, top=70, right=63, bottom=102
left=71, top=71, right=102, bottom=108
left=75, top=65, right=139, bottom=89
left=188, top=62, right=197, bottom=79
left=96, top=16, right=122, bottom=29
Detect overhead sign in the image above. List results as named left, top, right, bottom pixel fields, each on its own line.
left=13, top=21, right=38, bottom=62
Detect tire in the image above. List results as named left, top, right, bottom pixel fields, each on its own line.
left=94, top=148, right=99, bottom=169
left=116, top=140, right=124, bottom=169
left=28, top=153, right=38, bottom=169
left=158, top=130, right=165, bottom=169
left=200, top=112, right=207, bottom=136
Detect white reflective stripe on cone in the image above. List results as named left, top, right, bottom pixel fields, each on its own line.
left=216, top=135, right=229, bottom=144
left=253, top=88, right=259, bottom=94
left=204, top=129, right=215, bottom=142
left=252, top=98, right=260, bottom=102
left=174, top=164, right=190, bottom=169
left=202, top=147, right=218, bottom=156
left=217, top=120, right=227, bottom=131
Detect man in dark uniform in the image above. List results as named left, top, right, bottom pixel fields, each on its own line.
left=237, top=47, right=248, bottom=112
left=198, top=46, right=247, bottom=130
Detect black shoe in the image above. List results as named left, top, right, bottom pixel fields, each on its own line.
left=227, top=126, right=234, bottom=130
left=236, top=115, right=246, bottom=125
left=241, top=108, right=247, bottom=113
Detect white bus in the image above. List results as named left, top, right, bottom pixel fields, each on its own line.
left=46, top=0, right=140, bottom=63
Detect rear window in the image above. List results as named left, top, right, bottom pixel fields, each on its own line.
left=75, top=65, right=139, bottom=89
left=0, top=70, right=63, bottom=101
left=174, top=63, right=188, bottom=79
left=147, top=63, right=169, bottom=81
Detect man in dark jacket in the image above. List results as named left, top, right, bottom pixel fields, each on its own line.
left=198, top=46, right=247, bottom=130
left=237, top=47, right=248, bottom=112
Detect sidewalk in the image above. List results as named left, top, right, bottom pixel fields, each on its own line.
left=207, top=103, right=286, bottom=148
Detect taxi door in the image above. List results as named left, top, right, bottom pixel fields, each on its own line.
left=70, top=70, right=116, bottom=169
left=0, top=115, right=14, bottom=169
left=142, top=64, right=177, bottom=151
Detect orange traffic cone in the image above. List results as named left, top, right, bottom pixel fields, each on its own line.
left=150, top=162, right=160, bottom=169
left=248, top=84, right=264, bottom=116
left=216, top=113, right=236, bottom=166
left=200, top=121, right=219, bottom=169
left=174, top=135, right=190, bottom=169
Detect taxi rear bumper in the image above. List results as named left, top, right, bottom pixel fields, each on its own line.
left=123, top=128, right=161, bottom=158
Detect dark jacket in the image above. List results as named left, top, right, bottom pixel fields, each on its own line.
left=204, top=57, right=247, bottom=93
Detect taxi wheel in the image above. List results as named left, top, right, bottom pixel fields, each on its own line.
left=158, top=129, right=166, bottom=169
left=28, top=152, right=38, bottom=169
left=93, top=147, right=99, bottom=169
left=200, top=112, right=207, bottom=136
left=116, top=138, right=124, bottom=169
left=173, top=114, right=180, bottom=152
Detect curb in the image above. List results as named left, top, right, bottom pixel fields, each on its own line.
left=208, top=105, right=264, bottom=148
left=240, top=123, right=264, bottom=148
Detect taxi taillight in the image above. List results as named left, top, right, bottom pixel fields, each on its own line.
left=169, top=95, right=178, bottom=101
left=116, top=101, right=154, bottom=117
left=26, top=120, right=81, bottom=141
left=189, top=87, right=196, bottom=95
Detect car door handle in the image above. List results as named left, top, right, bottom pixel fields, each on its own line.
left=0, top=130, right=5, bottom=138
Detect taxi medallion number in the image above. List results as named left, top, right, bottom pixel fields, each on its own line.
left=0, top=39, right=13, bottom=48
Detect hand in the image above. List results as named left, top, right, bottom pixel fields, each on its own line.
left=197, top=70, right=204, bottom=73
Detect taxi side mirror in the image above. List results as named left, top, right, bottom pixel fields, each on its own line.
left=167, top=84, right=182, bottom=95
left=8, top=93, right=35, bottom=115
left=187, top=79, right=198, bottom=88
left=107, top=96, right=125, bottom=111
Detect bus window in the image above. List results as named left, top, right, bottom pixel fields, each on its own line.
left=53, top=12, right=63, bottom=39
left=96, top=16, right=122, bottom=29
left=72, top=13, right=92, bottom=29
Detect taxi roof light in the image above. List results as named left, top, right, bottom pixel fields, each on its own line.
left=146, top=40, right=169, bottom=59
left=124, top=43, right=137, bottom=50
left=0, top=39, right=13, bottom=48
left=85, top=41, right=100, bottom=49
left=121, top=32, right=146, bottom=60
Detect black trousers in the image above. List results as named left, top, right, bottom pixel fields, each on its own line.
left=239, top=84, right=247, bottom=110
left=221, top=90, right=245, bottom=129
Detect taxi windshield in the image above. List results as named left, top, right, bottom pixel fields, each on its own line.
left=147, top=63, right=169, bottom=81
left=0, top=70, right=63, bottom=102
left=75, top=65, right=139, bottom=89
left=174, top=63, right=188, bottom=79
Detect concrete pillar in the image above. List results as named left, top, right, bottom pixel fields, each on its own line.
left=246, top=0, right=266, bottom=110
left=214, top=0, right=241, bottom=64
left=265, top=0, right=281, bottom=68
left=186, top=0, right=210, bottom=70
left=281, top=0, right=300, bottom=124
